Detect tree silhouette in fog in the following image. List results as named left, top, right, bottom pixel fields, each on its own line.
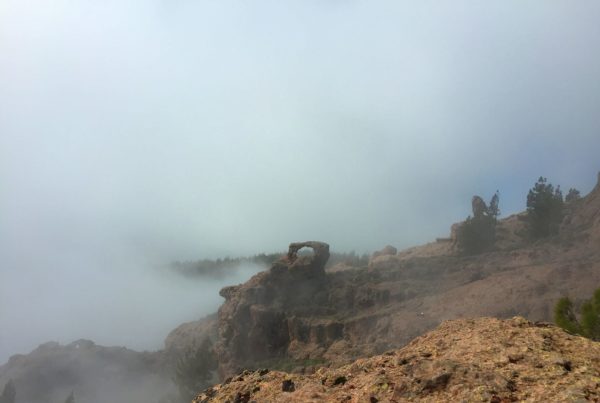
left=526, top=177, right=564, bottom=239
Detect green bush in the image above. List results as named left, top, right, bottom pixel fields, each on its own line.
left=526, top=177, right=564, bottom=239
left=554, top=297, right=580, bottom=334
left=554, top=288, right=600, bottom=340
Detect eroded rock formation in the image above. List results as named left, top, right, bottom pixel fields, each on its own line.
left=286, top=241, right=330, bottom=267
left=212, top=174, right=600, bottom=382
left=471, top=195, right=487, bottom=218
left=216, top=242, right=332, bottom=378
left=370, top=245, right=397, bottom=260
left=164, top=314, right=218, bottom=357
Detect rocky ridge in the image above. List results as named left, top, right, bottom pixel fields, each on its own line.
left=210, top=173, right=600, bottom=380
left=193, top=317, right=600, bottom=402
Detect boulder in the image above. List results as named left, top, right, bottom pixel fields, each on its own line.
left=371, top=245, right=397, bottom=260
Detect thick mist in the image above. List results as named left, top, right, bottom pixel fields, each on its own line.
left=0, top=246, right=263, bottom=362
left=1, top=0, right=600, bottom=362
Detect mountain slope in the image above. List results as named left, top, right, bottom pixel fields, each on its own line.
left=211, top=173, right=600, bottom=378
left=194, top=317, right=600, bottom=402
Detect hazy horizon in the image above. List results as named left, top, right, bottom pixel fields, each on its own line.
left=1, top=1, right=600, bottom=363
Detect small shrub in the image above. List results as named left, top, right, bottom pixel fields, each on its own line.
left=554, top=297, right=580, bottom=334
left=554, top=288, right=600, bottom=340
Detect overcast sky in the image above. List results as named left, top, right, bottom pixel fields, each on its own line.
left=1, top=1, right=599, bottom=362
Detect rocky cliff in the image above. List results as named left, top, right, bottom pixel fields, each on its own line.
left=165, top=314, right=218, bottom=359
left=215, top=241, right=333, bottom=377
left=193, top=317, right=600, bottom=402
left=210, top=173, right=600, bottom=379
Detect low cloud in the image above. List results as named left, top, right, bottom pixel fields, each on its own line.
left=1, top=0, right=599, bottom=361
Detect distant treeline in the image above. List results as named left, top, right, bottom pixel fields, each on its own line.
left=170, top=251, right=370, bottom=278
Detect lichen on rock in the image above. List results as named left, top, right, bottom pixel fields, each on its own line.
left=195, top=317, right=600, bottom=403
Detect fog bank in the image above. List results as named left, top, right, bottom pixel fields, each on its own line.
left=1, top=0, right=600, bottom=362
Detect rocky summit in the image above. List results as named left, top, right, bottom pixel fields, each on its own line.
left=194, top=317, right=600, bottom=402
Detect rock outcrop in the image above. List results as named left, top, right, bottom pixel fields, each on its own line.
left=194, top=317, right=600, bottom=402
left=368, top=245, right=399, bottom=270
left=471, top=195, right=488, bottom=218
left=286, top=241, right=330, bottom=271
left=165, top=314, right=218, bottom=355
left=560, top=171, right=600, bottom=245
left=216, top=242, right=332, bottom=377
left=371, top=245, right=397, bottom=260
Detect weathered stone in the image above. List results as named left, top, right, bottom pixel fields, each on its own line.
left=371, top=245, right=397, bottom=260
left=287, top=241, right=330, bottom=266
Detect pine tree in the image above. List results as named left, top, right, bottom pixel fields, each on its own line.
left=64, top=391, right=75, bottom=403
left=488, top=191, right=500, bottom=219
left=526, top=177, right=564, bottom=239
